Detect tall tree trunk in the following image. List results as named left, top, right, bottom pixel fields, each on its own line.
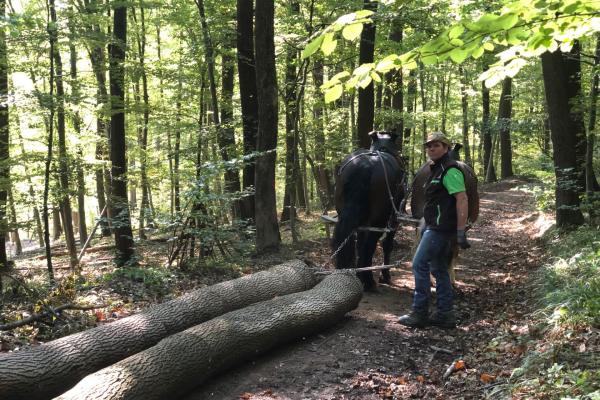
left=389, top=19, right=403, bottom=149
left=418, top=63, right=427, bottom=164
left=174, top=72, right=182, bottom=213
left=84, top=0, right=111, bottom=237
left=404, top=69, right=416, bottom=151
left=49, top=0, right=78, bottom=269
left=75, top=149, right=87, bottom=243
left=441, top=70, right=451, bottom=134
left=281, top=1, right=302, bottom=223
left=52, top=207, right=62, bottom=240
left=195, top=0, right=241, bottom=220
left=586, top=35, right=600, bottom=193
left=219, top=36, right=242, bottom=218
left=541, top=42, right=586, bottom=228
left=15, top=125, right=44, bottom=247
left=69, top=11, right=88, bottom=245
left=236, top=0, right=258, bottom=221
left=155, top=24, right=174, bottom=217
left=356, top=0, right=377, bottom=149
left=8, top=185, right=21, bottom=256
left=312, top=58, right=333, bottom=210
left=43, top=0, right=56, bottom=282
left=458, top=65, right=472, bottom=165
left=0, top=0, right=8, bottom=288
left=482, top=65, right=495, bottom=181
left=254, top=0, right=280, bottom=252
left=498, top=77, right=513, bottom=178
left=109, top=2, right=136, bottom=265
left=133, top=4, right=151, bottom=239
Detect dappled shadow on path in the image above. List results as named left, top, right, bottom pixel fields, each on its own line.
left=184, top=178, right=547, bottom=400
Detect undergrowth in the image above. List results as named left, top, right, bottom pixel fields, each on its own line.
left=508, top=225, right=600, bottom=399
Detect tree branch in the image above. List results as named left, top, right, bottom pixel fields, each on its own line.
left=0, top=303, right=107, bottom=331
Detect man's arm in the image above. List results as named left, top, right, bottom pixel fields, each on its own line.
left=454, top=191, right=468, bottom=230
left=443, top=167, right=470, bottom=249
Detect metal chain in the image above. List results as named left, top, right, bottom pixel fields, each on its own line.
left=329, top=230, right=355, bottom=261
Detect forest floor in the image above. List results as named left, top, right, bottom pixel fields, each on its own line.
left=182, top=178, right=551, bottom=400
left=1, top=178, right=557, bottom=399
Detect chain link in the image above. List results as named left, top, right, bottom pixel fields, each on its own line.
left=329, top=230, right=355, bottom=261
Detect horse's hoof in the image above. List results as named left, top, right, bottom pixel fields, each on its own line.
left=379, top=277, right=392, bottom=285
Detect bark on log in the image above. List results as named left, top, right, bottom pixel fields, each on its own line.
left=56, top=271, right=362, bottom=400
left=0, top=260, right=317, bottom=400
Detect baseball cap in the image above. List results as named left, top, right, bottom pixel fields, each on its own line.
left=424, top=132, right=451, bottom=146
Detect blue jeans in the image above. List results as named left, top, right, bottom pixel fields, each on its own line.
left=411, top=229, right=453, bottom=314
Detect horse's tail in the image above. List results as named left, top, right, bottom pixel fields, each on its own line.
left=332, top=164, right=372, bottom=269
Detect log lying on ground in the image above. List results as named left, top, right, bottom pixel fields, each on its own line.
left=56, top=271, right=363, bottom=400
left=0, top=260, right=317, bottom=400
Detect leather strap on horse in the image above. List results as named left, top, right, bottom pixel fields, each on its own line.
left=375, top=150, right=402, bottom=219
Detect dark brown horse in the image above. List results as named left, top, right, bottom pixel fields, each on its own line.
left=409, top=144, right=479, bottom=283
left=332, top=131, right=406, bottom=291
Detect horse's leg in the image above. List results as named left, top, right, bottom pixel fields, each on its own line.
left=333, top=220, right=356, bottom=269
left=380, top=231, right=395, bottom=284
left=357, top=231, right=379, bottom=291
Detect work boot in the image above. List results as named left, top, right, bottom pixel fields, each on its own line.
left=429, top=310, right=456, bottom=329
left=397, top=311, right=428, bottom=328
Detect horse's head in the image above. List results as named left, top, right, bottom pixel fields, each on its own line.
left=449, top=143, right=463, bottom=161
left=369, top=130, right=399, bottom=155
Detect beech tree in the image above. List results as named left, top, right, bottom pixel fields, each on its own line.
left=0, top=0, right=8, bottom=290
left=254, top=0, right=280, bottom=252
left=109, top=2, right=136, bottom=265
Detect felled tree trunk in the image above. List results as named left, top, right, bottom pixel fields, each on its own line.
left=57, top=271, right=363, bottom=400
left=0, top=261, right=317, bottom=400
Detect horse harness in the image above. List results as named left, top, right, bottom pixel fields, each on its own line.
left=336, top=150, right=410, bottom=234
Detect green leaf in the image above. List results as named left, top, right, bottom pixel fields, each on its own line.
left=476, top=14, right=500, bottom=30
left=321, top=32, right=337, bottom=56
left=370, top=71, right=381, bottom=83
left=355, top=10, right=374, bottom=19
left=449, top=48, right=469, bottom=64
left=560, top=40, right=574, bottom=52
left=301, top=35, right=325, bottom=60
left=324, top=84, right=343, bottom=103
left=450, top=38, right=464, bottom=47
left=375, top=55, right=399, bottom=73
left=335, top=13, right=356, bottom=25
left=358, top=75, right=373, bottom=89
left=472, top=46, right=485, bottom=59
left=345, top=74, right=360, bottom=90
left=507, top=26, right=529, bottom=45
left=505, top=58, right=527, bottom=77
left=421, top=53, right=438, bottom=65
left=399, top=51, right=417, bottom=64
left=354, top=63, right=374, bottom=76
left=342, top=23, right=363, bottom=41
left=330, top=71, right=351, bottom=82
left=497, top=13, right=519, bottom=30
left=562, top=2, right=580, bottom=14
left=464, top=21, right=484, bottom=32
left=483, top=41, right=495, bottom=51
left=403, top=60, right=418, bottom=70
left=448, top=24, right=465, bottom=39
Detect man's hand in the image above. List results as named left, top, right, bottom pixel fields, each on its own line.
left=457, top=229, right=471, bottom=249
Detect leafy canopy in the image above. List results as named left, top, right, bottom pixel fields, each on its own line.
left=301, top=0, right=600, bottom=102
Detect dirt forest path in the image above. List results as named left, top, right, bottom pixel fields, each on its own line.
left=185, top=178, right=546, bottom=400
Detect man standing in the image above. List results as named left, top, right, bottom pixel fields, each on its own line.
left=398, top=132, right=470, bottom=328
